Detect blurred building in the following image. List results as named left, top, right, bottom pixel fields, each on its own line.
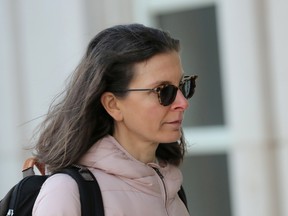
left=1, top=1, right=287, bottom=216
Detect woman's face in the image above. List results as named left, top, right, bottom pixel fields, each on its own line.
left=114, top=51, right=189, bottom=145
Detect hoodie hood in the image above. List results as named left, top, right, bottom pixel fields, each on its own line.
left=78, top=135, right=183, bottom=199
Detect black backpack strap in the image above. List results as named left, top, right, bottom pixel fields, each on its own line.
left=178, top=185, right=189, bottom=212
left=0, top=186, right=15, bottom=216
left=60, top=167, right=104, bottom=216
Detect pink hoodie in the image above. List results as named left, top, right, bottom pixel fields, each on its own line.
left=33, top=135, right=190, bottom=216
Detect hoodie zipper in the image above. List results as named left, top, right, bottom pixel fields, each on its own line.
left=153, top=167, right=169, bottom=215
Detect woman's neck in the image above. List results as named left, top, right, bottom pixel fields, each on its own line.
left=112, top=132, right=158, bottom=164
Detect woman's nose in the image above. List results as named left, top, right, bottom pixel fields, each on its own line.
left=171, top=89, right=189, bottom=110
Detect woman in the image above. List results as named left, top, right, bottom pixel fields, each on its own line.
left=32, top=23, right=197, bottom=215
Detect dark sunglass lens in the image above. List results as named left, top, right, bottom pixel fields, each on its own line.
left=181, top=78, right=194, bottom=99
left=160, top=85, right=178, bottom=106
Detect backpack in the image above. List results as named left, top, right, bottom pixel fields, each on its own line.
left=0, top=158, right=188, bottom=216
left=0, top=158, right=104, bottom=216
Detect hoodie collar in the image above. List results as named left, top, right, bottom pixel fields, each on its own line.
left=78, top=135, right=183, bottom=197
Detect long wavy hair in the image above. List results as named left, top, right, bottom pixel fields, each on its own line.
left=34, top=23, right=187, bottom=172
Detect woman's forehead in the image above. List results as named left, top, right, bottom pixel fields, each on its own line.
left=131, top=52, right=183, bottom=85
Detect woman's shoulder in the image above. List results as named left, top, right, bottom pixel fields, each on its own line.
left=43, top=173, right=78, bottom=191
left=32, top=173, right=80, bottom=216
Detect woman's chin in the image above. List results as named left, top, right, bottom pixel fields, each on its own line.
left=160, top=132, right=181, bottom=143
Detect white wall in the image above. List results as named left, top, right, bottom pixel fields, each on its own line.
left=0, top=0, right=86, bottom=195
left=266, top=1, right=288, bottom=215
left=219, top=1, right=278, bottom=215
left=218, top=0, right=288, bottom=215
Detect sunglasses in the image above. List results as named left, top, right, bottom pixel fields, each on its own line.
left=115, top=75, right=198, bottom=106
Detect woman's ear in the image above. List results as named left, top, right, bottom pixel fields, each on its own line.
left=101, top=92, right=123, bottom=121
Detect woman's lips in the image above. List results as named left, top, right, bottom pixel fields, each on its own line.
left=169, top=120, right=182, bottom=124
left=165, top=120, right=183, bottom=128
